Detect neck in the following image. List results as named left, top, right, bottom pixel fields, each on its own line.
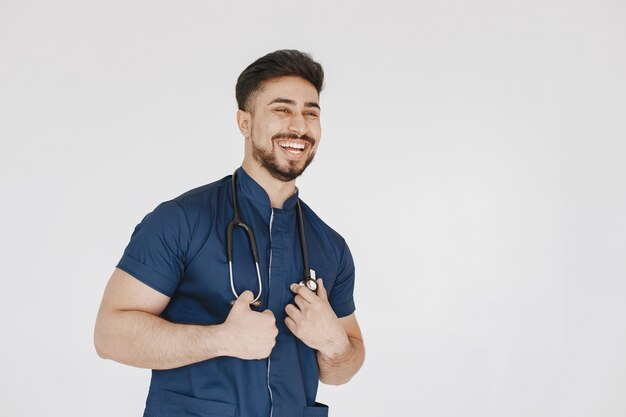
left=241, top=159, right=296, bottom=209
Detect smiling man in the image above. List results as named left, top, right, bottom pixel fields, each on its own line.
left=94, top=50, right=365, bottom=417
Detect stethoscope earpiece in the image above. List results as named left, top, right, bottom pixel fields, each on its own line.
left=229, top=299, right=263, bottom=308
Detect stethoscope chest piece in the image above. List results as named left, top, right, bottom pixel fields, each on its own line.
left=299, top=269, right=318, bottom=292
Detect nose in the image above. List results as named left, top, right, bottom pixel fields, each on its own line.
left=288, top=114, right=307, bottom=137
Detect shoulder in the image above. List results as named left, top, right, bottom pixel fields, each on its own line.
left=144, top=174, right=231, bottom=237
left=173, top=174, right=231, bottom=207
left=167, top=175, right=231, bottom=217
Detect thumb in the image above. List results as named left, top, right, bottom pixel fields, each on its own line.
left=317, top=278, right=328, bottom=301
left=233, top=290, right=254, bottom=309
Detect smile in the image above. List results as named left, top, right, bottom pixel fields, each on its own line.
left=278, top=141, right=306, bottom=154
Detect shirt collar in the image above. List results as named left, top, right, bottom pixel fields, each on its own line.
left=236, top=167, right=299, bottom=212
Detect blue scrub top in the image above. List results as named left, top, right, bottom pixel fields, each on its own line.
left=117, top=167, right=356, bottom=417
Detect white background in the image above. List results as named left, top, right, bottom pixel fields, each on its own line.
left=1, top=0, right=625, bottom=416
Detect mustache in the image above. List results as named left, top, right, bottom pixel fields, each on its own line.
left=271, top=132, right=315, bottom=145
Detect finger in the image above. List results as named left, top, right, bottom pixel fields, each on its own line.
left=285, top=303, right=302, bottom=321
left=262, top=309, right=276, bottom=320
left=293, top=294, right=309, bottom=310
left=317, top=279, right=328, bottom=301
left=284, top=316, right=297, bottom=334
left=290, top=283, right=317, bottom=303
left=233, top=290, right=254, bottom=309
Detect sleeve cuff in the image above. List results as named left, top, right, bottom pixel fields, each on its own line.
left=116, top=254, right=178, bottom=297
left=331, top=298, right=356, bottom=318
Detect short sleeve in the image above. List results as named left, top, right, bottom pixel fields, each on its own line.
left=329, top=241, right=356, bottom=318
left=116, top=200, right=191, bottom=297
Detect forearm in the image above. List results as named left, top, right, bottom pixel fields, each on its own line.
left=94, top=309, right=229, bottom=370
left=317, top=336, right=365, bottom=385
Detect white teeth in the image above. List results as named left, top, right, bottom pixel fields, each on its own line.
left=279, top=141, right=305, bottom=150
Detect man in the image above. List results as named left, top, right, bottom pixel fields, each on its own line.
left=94, top=49, right=365, bottom=417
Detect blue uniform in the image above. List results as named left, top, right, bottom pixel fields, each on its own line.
left=117, top=167, right=356, bottom=417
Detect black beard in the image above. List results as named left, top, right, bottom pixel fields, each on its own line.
left=251, top=133, right=316, bottom=182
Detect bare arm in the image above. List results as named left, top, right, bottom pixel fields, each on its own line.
left=94, top=268, right=278, bottom=369
left=284, top=279, right=365, bottom=385
left=316, top=313, right=365, bottom=385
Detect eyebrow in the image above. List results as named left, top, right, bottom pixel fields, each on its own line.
left=267, top=98, right=321, bottom=110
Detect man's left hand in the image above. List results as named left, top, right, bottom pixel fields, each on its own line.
left=284, top=279, right=350, bottom=358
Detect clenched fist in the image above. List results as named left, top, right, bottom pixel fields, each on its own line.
left=222, top=291, right=278, bottom=360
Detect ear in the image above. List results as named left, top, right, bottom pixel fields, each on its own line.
left=236, top=109, right=251, bottom=138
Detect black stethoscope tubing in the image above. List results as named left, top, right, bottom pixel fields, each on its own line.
left=227, top=170, right=317, bottom=307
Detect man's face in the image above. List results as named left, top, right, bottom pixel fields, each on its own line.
left=243, top=76, right=321, bottom=182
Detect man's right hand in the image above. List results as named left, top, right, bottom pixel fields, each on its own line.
left=222, top=291, right=278, bottom=360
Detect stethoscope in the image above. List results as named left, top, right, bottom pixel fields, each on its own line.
left=227, top=170, right=318, bottom=307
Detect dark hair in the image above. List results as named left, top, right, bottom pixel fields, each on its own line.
left=236, top=49, right=324, bottom=111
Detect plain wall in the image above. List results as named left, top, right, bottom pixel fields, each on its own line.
left=1, top=0, right=625, bottom=416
